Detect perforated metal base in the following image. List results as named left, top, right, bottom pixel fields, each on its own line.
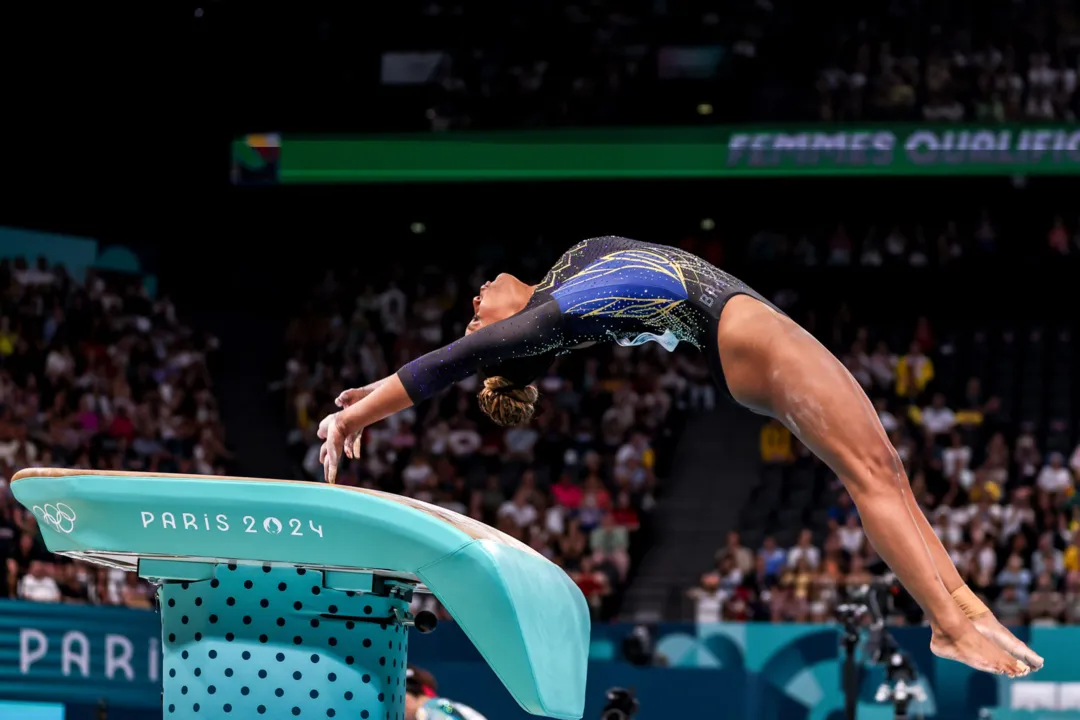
left=159, top=565, right=409, bottom=719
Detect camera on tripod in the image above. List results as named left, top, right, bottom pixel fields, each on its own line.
left=835, top=574, right=926, bottom=720
left=600, top=687, right=639, bottom=720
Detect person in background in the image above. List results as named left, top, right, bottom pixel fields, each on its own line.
left=718, top=531, right=755, bottom=576
left=572, top=556, right=611, bottom=618
left=1028, top=573, right=1066, bottom=626
left=56, top=563, right=91, bottom=604
left=591, top=512, right=630, bottom=581
left=758, top=536, right=788, bottom=579
left=7, top=532, right=40, bottom=597
left=687, top=572, right=726, bottom=624
left=18, top=560, right=60, bottom=603
left=405, top=665, right=487, bottom=720
left=1038, top=453, right=1073, bottom=496
left=921, top=393, right=956, bottom=439
left=788, top=529, right=822, bottom=570
left=895, top=341, right=934, bottom=401
left=760, top=418, right=795, bottom=465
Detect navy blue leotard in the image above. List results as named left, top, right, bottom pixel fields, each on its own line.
left=397, top=236, right=775, bottom=402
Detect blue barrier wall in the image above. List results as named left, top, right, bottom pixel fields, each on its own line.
left=0, top=601, right=1077, bottom=719
left=410, top=622, right=1080, bottom=719
left=0, top=227, right=155, bottom=296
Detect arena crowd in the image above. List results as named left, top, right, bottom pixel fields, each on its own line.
left=198, top=0, right=1080, bottom=129
left=399, top=0, right=1080, bottom=128
left=694, top=421, right=1080, bottom=625
left=0, top=256, right=226, bottom=608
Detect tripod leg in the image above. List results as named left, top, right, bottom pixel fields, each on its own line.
left=843, top=645, right=859, bottom=720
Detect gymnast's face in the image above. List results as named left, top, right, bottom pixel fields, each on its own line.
left=466, top=273, right=526, bottom=335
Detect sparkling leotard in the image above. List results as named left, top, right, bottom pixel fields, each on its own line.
left=397, top=236, right=775, bottom=402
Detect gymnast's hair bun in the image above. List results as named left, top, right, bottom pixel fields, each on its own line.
left=477, top=376, right=539, bottom=427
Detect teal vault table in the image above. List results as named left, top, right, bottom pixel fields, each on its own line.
left=11, top=468, right=590, bottom=720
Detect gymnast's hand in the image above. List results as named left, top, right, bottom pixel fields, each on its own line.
left=319, top=376, right=412, bottom=483
left=333, top=387, right=372, bottom=459
left=317, top=412, right=361, bottom=484
left=334, top=382, right=382, bottom=409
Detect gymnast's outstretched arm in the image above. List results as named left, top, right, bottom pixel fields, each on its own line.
left=319, top=301, right=565, bottom=481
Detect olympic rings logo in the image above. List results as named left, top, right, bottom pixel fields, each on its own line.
left=32, top=503, right=77, bottom=533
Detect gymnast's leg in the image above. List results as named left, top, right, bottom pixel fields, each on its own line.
left=715, top=295, right=1030, bottom=676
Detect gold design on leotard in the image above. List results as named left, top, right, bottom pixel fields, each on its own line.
left=555, top=249, right=687, bottom=293
left=562, top=296, right=684, bottom=319
left=533, top=237, right=754, bottom=350
left=546, top=245, right=698, bottom=342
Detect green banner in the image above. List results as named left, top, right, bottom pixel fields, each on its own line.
left=232, top=125, right=1080, bottom=183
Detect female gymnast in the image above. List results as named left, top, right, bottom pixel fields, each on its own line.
left=318, top=236, right=1042, bottom=677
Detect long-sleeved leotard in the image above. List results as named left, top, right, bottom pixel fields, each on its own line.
left=397, top=236, right=776, bottom=402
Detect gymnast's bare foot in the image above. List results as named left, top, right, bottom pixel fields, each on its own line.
left=930, top=623, right=1031, bottom=677
left=971, top=613, right=1044, bottom=671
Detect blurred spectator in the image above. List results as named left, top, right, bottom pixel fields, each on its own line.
left=787, top=530, right=821, bottom=570
left=687, top=572, right=726, bottom=624
left=921, top=393, right=956, bottom=438
left=1032, top=534, right=1065, bottom=581
left=717, top=531, right=755, bottom=576
left=120, top=572, right=156, bottom=610
left=1037, top=453, right=1073, bottom=495
left=869, top=341, right=897, bottom=390
left=836, top=515, right=865, bottom=556
left=56, top=563, right=91, bottom=604
left=995, top=585, right=1026, bottom=626
left=896, top=342, right=934, bottom=400
left=942, top=430, right=974, bottom=487
left=591, top=512, right=630, bottom=581
left=571, top=556, right=611, bottom=619
left=760, top=419, right=795, bottom=465
left=1048, top=217, right=1071, bottom=255
left=997, top=555, right=1033, bottom=605
left=1067, top=574, right=1080, bottom=623
left=18, top=560, right=60, bottom=603
left=758, top=536, right=787, bottom=579
left=1029, top=572, right=1066, bottom=626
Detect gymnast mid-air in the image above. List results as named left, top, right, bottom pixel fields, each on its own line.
left=318, top=236, right=1042, bottom=677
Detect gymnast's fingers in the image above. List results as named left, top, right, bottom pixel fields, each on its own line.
left=323, top=443, right=339, bottom=484
left=335, top=387, right=369, bottom=408
left=343, top=430, right=359, bottom=459
left=317, top=412, right=336, bottom=440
